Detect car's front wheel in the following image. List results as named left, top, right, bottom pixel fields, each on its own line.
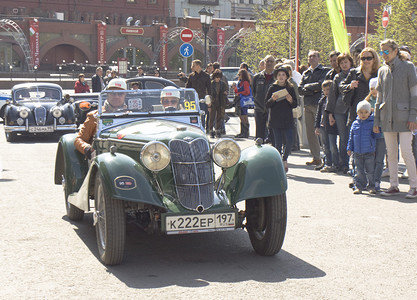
left=246, top=194, right=287, bottom=256
left=94, top=175, right=126, bottom=265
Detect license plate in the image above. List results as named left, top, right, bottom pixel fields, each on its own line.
left=164, top=212, right=236, bottom=234
left=29, top=126, right=54, bottom=133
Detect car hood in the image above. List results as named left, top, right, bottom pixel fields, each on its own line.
left=101, top=118, right=205, bottom=143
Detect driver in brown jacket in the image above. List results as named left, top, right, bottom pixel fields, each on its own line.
left=74, top=78, right=127, bottom=159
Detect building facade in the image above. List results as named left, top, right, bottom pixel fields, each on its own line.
left=0, top=0, right=381, bottom=73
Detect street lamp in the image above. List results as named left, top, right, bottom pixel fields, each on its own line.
left=34, top=65, right=38, bottom=81
left=59, top=65, right=62, bottom=81
left=9, top=65, right=13, bottom=82
left=198, top=7, right=214, bottom=67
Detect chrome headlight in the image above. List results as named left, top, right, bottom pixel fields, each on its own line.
left=212, top=138, right=241, bottom=168
left=140, top=141, right=171, bottom=172
left=51, top=107, right=62, bottom=118
left=19, top=107, right=29, bottom=118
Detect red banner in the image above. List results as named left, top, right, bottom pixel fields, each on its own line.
left=29, top=19, right=40, bottom=67
left=97, top=23, right=107, bottom=64
left=160, top=26, right=168, bottom=69
left=217, top=28, right=225, bottom=66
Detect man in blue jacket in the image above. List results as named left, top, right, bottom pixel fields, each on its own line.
left=347, top=100, right=380, bottom=195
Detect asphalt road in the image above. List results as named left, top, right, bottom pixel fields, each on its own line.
left=1, top=116, right=417, bottom=299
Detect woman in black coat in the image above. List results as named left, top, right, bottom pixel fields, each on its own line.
left=340, top=47, right=380, bottom=126
left=265, top=67, right=298, bottom=172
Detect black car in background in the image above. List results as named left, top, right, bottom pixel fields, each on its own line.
left=4, top=83, right=77, bottom=142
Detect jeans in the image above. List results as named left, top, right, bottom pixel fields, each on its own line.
left=334, top=113, right=349, bottom=168
left=328, top=133, right=339, bottom=167
left=374, top=137, right=386, bottom=185
left=319, top=127, right=332, bottom=166
left=353, top=152, right=375, bottom=190
left=272, top=127, right=293, bottom=161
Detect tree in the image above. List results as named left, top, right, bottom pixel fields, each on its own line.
left=369, top=0, right=417, bottom=64
left=237, top=0, right=334, bottom=71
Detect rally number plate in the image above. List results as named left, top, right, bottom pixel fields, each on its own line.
left=29, top=126, right=54, bottom=133
left=164, top=212, right=236, bottom=235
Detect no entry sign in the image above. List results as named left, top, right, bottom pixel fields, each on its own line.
left=180, top=29, right=194, bottom=43
left=382, top=10, right=389, bottom=28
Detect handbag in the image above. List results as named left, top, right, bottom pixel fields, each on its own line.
left=341, top=69, right=357, bottom=106
left=240, top=86, right=255, bottom=108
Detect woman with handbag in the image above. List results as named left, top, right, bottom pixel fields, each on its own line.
left=265, top=67, right=298, bottom=172
left=233, top=69, right=252, bottom=138
left=326, top=52, right=355, bottom=173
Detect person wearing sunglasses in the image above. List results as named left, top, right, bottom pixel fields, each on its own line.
left=160, top=86, right=181, bottom=111
left=373, top=39, right=417, bottom=198
left=340, top=48, right=380, bottom=127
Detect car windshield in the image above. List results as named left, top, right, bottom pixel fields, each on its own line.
left=14, top=87, right=62, bottom=102
left=221, top=69, right=239, bottom=81
left=98, top=88, right=199, bottom=116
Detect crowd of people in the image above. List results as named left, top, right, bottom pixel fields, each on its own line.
left=73, top=38, right=417, bottom=199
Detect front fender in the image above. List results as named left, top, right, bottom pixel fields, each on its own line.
left=223, top=144, right=287, bottom=205
left=90, top=152, right=165, bottom=208
left=54, top=133, right=88, bottom=196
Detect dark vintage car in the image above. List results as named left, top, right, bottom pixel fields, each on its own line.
left=54, top=88, right=287, bottom=265
left=0, top=92, right=12, bottom=120
left=71, top=76, right=179, bottom=126
left=4, top=83, right=77, bottom=142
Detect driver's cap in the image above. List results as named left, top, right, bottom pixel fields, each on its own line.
left=160, top=86, right=180, bottom=99
left=106, top=78, right=127, bottom=90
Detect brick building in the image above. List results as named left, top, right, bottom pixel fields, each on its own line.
left=0, top=0, right=381, bottom=73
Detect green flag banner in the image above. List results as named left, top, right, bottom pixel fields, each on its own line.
left=326, top=0, right=349, bottom=53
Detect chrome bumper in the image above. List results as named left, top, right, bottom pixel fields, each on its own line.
left=4, top=124, right=77, bottom=133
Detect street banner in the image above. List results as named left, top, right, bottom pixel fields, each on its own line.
left=97, top=23, right=107, bottom=64
left=326, top=0, right=349, bottom=53
left=160, top=26, right=168, bottom=69
left=217, top=28, right=225, bottom=66
left=29, top=19, right=40, bottom=67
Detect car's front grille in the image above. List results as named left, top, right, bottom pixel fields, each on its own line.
left=169, top=138, right=214, bottom=211
left=34, top=106, right=47, bottom=125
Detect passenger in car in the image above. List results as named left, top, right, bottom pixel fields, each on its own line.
left=131, top=82, right=141, bottom=90
left=160, top=86, right=182, bottom=111
left=74, top=78, right=127, bottom=159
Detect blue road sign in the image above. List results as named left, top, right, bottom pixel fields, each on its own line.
left=179, top=43, right=194, bottom=58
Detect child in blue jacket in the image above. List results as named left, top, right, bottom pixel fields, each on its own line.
left=347, top=100, right=381, bottom=194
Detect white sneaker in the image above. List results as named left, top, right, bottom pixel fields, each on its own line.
left=405, top=188, right=417, bottom=199
left=381, top=168, right=390, bottom=178
left=401, top=169, right=408, bottom=179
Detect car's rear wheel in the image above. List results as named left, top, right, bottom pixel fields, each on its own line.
left=246, top=194, right=287, bottom=256
left=63, top=175, right=84, bottom=221
left=5, top=132, right=16, bottom=142
left=94, top=175, right=126, bottom=265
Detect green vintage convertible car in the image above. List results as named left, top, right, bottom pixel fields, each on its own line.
left=54, top=88, right=287, bottom=265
